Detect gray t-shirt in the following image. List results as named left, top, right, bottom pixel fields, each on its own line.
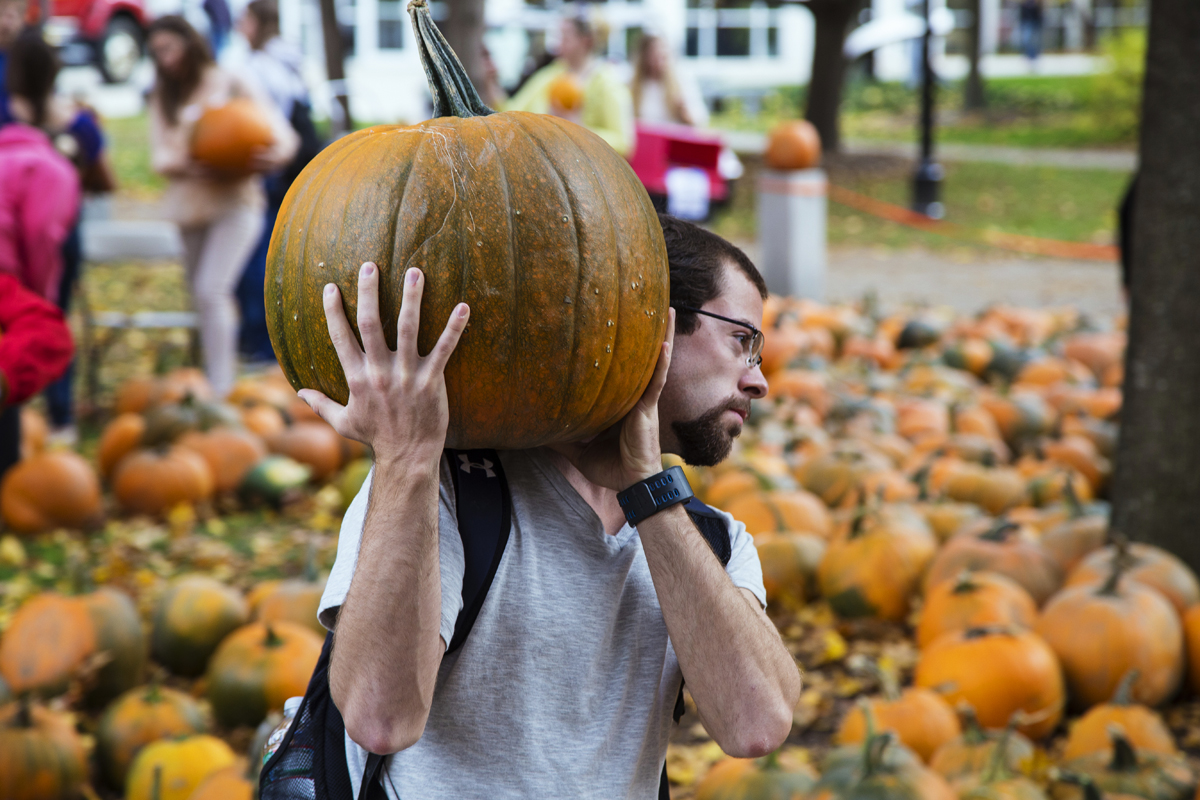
left=319, top=448, right=767, bottom=799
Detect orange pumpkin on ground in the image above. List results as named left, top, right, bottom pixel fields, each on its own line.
left=694, top=751, right=817, bottom=800
left=953, top=722, right=1047, bottom=800
left=724, top=489, right=832, bottom=537
left=1037, top=559, right=1183, bottom=711
left=0, top=699, right=87, bottom=800
left=177, top=427, right=267, bottom=493
left=818, top=505, right=937, bottom=622
left=754, top=531, right=826, bottom=609
left=1184, top=605, right=1200, bottom=694
left=206, top=621, right=324, bottom=727
left=923, top=518, right=1063, bottom=606
left=190, top=97, right=275, bottom=176
left=1066, top=541, right=1200, bottom=617
left=112, top=446, right=215, bottom=515
left=1055, top=729, right=1195, bottom=800
left=795, top=445, right=893, bottom=507
left=125, top=734, right=237, bottom=800
left=151, top=575, right=249, bottom=677
left=942, top=463, right=1029, bottom=514
left=96, top=683, right=209, bottom=788
left=915, top=627, right=1065, bottom=740
left=249, top=561, right=328, bottom=636
left=0, top=450, right=102, bottom=533
left=97, top=413, right=147, bottom=478
left=241, top=402, right=288, bottom=438
left=763, top=119, right=822, bottom=171
left=834, top=666, right=960, bottom=762
left=0, top=593, right=96, bottom=696
left=1041, top=512, right=1109, bottom=575
left=916, top=501, right=988, bottom=543
left=265, top=422, right=346, bottom=482
left=916, top=570, right=1039, bottom=649
left=1062, top=671, right=1178, bottom=761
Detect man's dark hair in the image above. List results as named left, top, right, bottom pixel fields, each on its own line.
left=6, top=29, right=60, bottom=128
left=658, top=213, right=768, bottom=335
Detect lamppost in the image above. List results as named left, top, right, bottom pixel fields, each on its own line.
left=912, top=0, right=944, bottom=218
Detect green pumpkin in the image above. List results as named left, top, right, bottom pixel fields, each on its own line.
left=813, top=731, right=954, bottom=800
left=151, top=576, right=249, bottom=677
left=83, top=587, right=147, bottom=707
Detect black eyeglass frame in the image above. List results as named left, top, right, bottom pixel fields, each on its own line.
left=674, top=305, right=764, bottom=368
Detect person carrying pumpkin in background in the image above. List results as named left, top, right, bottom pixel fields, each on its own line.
left=299, top=213, right=800, bottom=798
left=0, top=274, right=74, bottom=480
left=504, top=13, right=636, bottom=157
left=146, top=14, right=298, bottom=399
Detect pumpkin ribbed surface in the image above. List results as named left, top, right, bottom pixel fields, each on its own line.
left=0, top=701, right=86, bottom=800
left=835, top=688, right=961, bottom=763
left=0, top=450, right=102, bottom=533
left=112, top=446, right=215, bottom=515
left=96, top=684, right=208, bottom=788
left=206, top=621, right=324, bottom=727
left=82, top=587, right=147, bottom=706
left=0, top=593, right=96, bottom=696
left=151, top=576, right=249, bottom=677
left=266, top=26, right=668, bottom=451
left=917, top=570, right=1039, bottom=649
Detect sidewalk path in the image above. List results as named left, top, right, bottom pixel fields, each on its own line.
left=722, top=130, right=1137, bottom=172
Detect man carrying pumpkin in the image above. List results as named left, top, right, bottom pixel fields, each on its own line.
left=302, top=216, right=801, bottom=798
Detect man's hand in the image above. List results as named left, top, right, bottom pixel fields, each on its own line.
left=298, top=263, right=470, bottom=465
left=556, top=309, right=675, bottom=491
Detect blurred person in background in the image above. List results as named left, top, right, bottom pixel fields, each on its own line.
left=0, top=274, right=74, bottom=479
left=234, top=0, right=321, bottom=365
left=0, top=31, right=81, bottom=305
left=146, top=15, right=297, bottom=398
left=0, top=0, right=22, bottom=126
left=505, top=15, right=635, bottom=157
left=479, top=44, right=507, bottom=109
left=204, top=0, right=233, bottom=56
left=630, top=34, right=708, bottom=128
left=1018, top=0, right=1044, bottom=63
left=6, top=30, right=116, bottom=443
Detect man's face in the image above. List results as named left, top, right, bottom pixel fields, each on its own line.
left=0, top=1, right=24, bottom=51
left=659, top=265, right=768, bottom=466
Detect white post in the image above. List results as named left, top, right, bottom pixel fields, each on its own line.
left=757, top=169, right=828, bottom=300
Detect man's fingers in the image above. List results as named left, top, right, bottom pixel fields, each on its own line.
left=298, top=389, right=349, bottom=435
left=640, top=308, right=675, bottom=407
left=356, top=262, right=392, bottom=364
left=426, top=303, right=471, bottom=373
left=396, top=268, right=425, bottom=365
left=323, top=283, right=364, bottom=374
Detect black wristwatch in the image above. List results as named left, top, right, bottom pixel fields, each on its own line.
left=617, top=466, right=694, bottom=527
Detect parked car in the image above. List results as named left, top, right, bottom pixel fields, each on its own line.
left=29, top=0, right=150, bottom=83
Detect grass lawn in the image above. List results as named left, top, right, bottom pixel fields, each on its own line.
left=709, top=155, right=1132, bottom=254
left=104, top=114, right=167, bottom=198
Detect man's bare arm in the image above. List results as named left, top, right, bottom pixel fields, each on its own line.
left=638, top=505, right=800, bottom=757
left=299, top=263, right=469, bottom=754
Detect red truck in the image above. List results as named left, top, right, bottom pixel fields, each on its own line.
left=28, top=0, right=150, bottom=83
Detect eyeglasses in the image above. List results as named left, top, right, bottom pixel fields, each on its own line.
left=675, top=306, right=764, bottom=369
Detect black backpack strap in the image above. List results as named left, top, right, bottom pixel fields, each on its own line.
left=359, top=754, right=388, bottom=800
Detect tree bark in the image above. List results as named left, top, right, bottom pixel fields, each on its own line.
left=440, top=0, right=488, bottom=99
left=1110, top=0, right=1200, bottom=570
left=318, top=0, right=352, bottom=134
left=964, top=0, right=986, bottom=110
left=804, top=0, right=861, bottom=153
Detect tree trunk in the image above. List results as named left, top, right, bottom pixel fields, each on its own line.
left=964, top=0, right=986, bottom=110
left=804, top=0, right=861, bottom=153
left=1110, top=0, right=1200, bottom=570
left=440, top=0, right=488, bottom=98
left=318, top=0, right=352, bottom=134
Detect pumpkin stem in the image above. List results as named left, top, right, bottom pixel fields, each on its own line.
left=152, top=764, right=164, bottom=800
left=407, top=0, right=494, bottom=119
left=1108, top=727, right=1139, bottom=772
left=1064, top=475, right=1084, bottom=518
left=951, top=570, right=981, bottom=595
left=264, top=624, right=284, bottom=648
left=1054, top=771, right=1102, bottom=800
left=981, top=715, right=1019, bottom=784
left=957, top=704, right=987, bottom=745
left=850, top=656, right=900, bottom=701
left=144, top=676, right=164, bottom=705
left=1098, top=542, right=1131, bottom=597
left=15, top=693, right=33, bottom=728
left=979, top=518, right=1020, bottom=543
left=1112, top=669, right=1139, bottom=706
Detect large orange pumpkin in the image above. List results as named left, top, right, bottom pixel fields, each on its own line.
left=249, top=562, right=328, bottom=636
left=0, top=450, right=102, bottom=533
left=1056, top=730, right=1195, bottom=800
left=1066, top=542, right=1200, bottom=617
left=1037, top=563, right=1183, bottom=710
left=923, top=518, right=1063, bottom=606
left=266, top=0, right=668, bottom=451
left=915, top=627, right=1065, bottom=740
left=97, top=413, right=147, bottom=478
left=96, top=683, right=209, bottom=788
left=835, top=683, right=960, bottom=763
left=112, top=446, right=215, bottom=516
left=916, top=570, right=1039, bottom=649
left=0, top=593, right=96, bottom=696
left=1061, top=671, right=1179, bottom=761
left=724, top=489, right=832, bottom=537
left=763, top=120, right=822, bottom=171
left=264, top=422, right=345, bottom=482
left=206, top=621, right=324, bottom=727
left=0, top=700, right=86, bottom=800
left=177, top=427, right=267, bottom=493
left=190, top=97, right=275, bottom=176
left=754, top=530, right=825, bottom=609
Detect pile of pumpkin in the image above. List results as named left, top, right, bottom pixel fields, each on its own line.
left=675, top=298, right=1200, bottom=798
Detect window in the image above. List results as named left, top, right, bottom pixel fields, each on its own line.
left=716, top=27, right=750, bottom=56
left=684, top=0, right=781, bottom=58
left=379, top=0, right=403, bottom=49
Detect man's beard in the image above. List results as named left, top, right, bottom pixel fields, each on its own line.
left=671, top=398, right=752, bottom=467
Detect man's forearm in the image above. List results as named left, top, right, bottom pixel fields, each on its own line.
left=639, top=504, right=800, bottom=757
left=330, top=456, right=445, bottom=754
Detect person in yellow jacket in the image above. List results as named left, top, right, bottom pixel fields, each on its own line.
left=505, top=16, right=635, bottom=157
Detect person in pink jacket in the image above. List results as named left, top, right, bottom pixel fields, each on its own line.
left=0, top=31, right=81, bottom=304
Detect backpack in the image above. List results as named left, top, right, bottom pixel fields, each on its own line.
left=259, top=449, right=733, bottom=800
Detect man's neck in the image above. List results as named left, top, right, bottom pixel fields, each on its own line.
left=544, top=447, right=627, bottom=537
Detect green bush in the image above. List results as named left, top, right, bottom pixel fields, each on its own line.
left=1091, top=29, right=1146, bottom=139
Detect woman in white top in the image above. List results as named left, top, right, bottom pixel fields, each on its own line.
left=630, top=34, right=709, bottom=128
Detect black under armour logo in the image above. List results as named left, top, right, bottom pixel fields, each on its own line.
left=458, top=454, right=496, bottom=478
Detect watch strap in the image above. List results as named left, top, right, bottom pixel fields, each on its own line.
left=617, top=466, right=694, bottom=527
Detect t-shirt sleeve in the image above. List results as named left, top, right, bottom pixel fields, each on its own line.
left=714, top=508, right=767, bottom=609
left=318, top=459, right=466, bottom=648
